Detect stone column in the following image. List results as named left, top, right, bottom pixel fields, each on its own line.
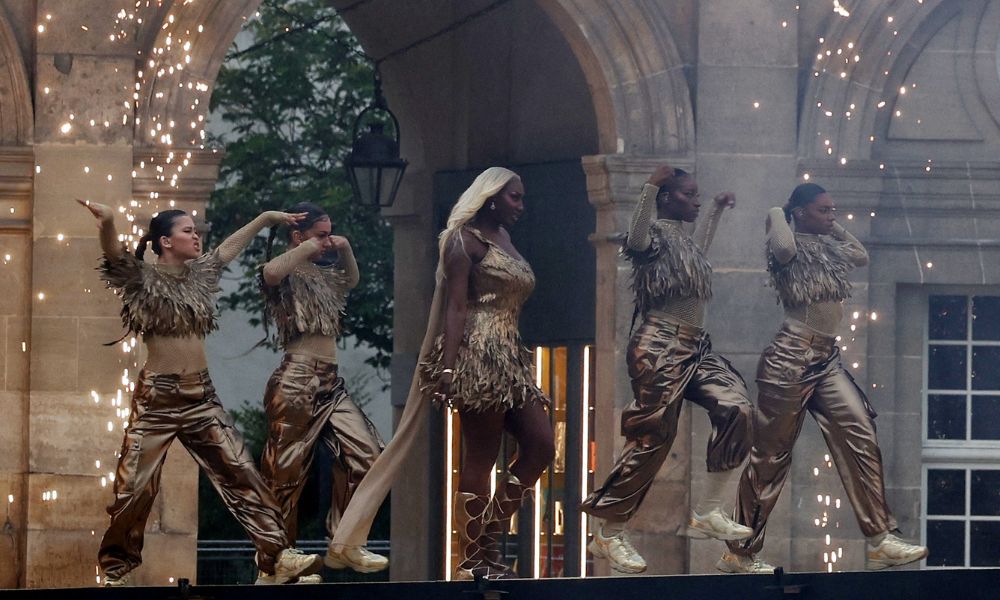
left=384, top=169, right=441, bottom=581
left=26, top=4, right=221, bottom=580
left=0, top=148, right=35, bottom=588
left=690, top=0, right=800, bottom=572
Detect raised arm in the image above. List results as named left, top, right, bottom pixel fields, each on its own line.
left=215, top=211, right=307, bottom=265
left=627, top=165, right=674, bottom=252
left=76, top=199, right=123, bottom=260
left=695, top=191, right=735, bottom=251
left=331, top=236, right=360, bottom=289
left=831, top=221, right=869, bottom=267
left=261, top=238, right=323, bottom=287
left=767, top=206, right=797, bottom=265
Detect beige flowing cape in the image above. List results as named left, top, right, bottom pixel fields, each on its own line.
left=329, top=278, right=446, bottom=551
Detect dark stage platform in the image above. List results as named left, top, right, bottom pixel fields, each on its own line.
left=4, top=568, right=1000, bottom=599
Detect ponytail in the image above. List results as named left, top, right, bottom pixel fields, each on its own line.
left=135, top=232, right=152, bottom=261
left=137, top=209, right=187, bottom=260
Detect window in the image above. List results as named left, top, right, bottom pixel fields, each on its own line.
left=923, top=294, right=1000, bottom=568
left=925, top=295, right=1000, bottom=444
left=924, top=467, right=1000, bottom=567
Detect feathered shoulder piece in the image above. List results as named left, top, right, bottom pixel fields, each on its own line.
left=260, top=264, right=350, bottom=347
left=769, top=234, right=854, bottom=308
left=99, top=249, right=223, bottom=338
left=624, top=220, right=712, bottom=316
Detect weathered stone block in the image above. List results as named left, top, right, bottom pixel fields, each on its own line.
left=696, top=65, right=798, bottom=155
left=32, top=144, right=133, bottom=239
left=698, top=0, right=797, bottom=67
left=28, top=391, right=123, bottom=475
left=34, top=56, right=133, bottom=145
left=28, top=317, right=78, bottom=392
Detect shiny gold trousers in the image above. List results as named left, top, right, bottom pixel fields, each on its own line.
left=99, top=370, right=287, bottom=578
left=260, top=354, right=383, bottom=544
left=728, top=319, right=896, bottom=556
left=582, top=314, right=751, bottom=522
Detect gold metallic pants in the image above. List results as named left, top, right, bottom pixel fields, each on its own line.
left=582, top=314, right=751, bottom=522
left=99, top=370, right=287, bottom=578
left=728, top=319, right=896, bottom=556
left=260, top=354, right=383, bottom=544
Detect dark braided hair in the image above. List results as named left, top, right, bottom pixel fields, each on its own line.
left=135, top=209, right=187, bottom=261
left=783, top=183, right=827, bottom=223
left=258, top=202, right=331, bottom=349
left=655, top=168, right=692, bottom=205
left=264, top=202, right=330, bottom=262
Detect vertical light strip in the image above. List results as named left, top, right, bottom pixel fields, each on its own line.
left=534, top=479, right=542, bottom=578
left=534, top=347, right=544, bottom=579
left=580, top=345, right=591, bottom=575
left=444, top=408, right=454, bottom=581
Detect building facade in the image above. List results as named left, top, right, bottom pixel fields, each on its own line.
left=0, top=0, right=997, bottom=587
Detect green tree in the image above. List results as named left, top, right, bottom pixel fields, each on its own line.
left=207, top=0, right=392, bottom=372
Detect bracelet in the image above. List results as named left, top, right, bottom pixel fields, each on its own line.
left=441, top=368, right=455, bottom=375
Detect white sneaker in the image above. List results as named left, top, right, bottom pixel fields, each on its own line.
left=716, top=551, right=775, bottom=574
left=688, top=508, right=754, bottom=541
left=325, top=545, right=389, bottom=573
left=255, top=571, right=322, bottom=585
left=588, top=528, right=647, bottom=574
left=269, top=548, right=322, bottom=584
left=867, top=534, right=928, bottom=570
left=102, top=573, right=130, bottom=587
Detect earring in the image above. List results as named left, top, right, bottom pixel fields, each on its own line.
left=490, top=202, right=496, bottom=211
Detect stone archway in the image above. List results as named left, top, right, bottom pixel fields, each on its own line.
left=797, top=0, right=953, bottom=161
left=140, top=0, right=695, bottom=581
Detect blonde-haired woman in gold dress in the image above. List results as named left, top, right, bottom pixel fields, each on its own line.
left=326, top=167, right=553, bottom=580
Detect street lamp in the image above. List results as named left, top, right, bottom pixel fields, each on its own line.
left=345, top=69, right=408, bottom=208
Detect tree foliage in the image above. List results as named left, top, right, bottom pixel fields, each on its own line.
left=207, top=0, right=392, bottom=372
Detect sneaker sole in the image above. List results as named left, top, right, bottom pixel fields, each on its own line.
left=587, top=540, right=647, bottom=574
left=324, top=553, right=388, bottom=573
left=715, top=559, right=739, bottom=574
left=687, top=522, right=754, bottom=542
left=715, top=558, right=773, bottom=574
left=867, top=548, right=929, bottom=571
left=274, top=554, right=323, bottom=583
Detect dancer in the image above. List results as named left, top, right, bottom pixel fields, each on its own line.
left=78, top=200, right=322, bottom=586
left=717, top=183, right=928, bottom=573
left=581, top=165, right=753, bottom=574
left=257, top=202, right=385, bottom=581
left=327, top=167, right=555, bottom=580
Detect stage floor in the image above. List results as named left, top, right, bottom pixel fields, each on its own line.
left=4, top=568, right=1000, bottom=599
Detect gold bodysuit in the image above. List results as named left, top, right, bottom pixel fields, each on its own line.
left=421, top=227, right=546, bottom=413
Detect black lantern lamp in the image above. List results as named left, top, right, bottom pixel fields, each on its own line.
left=345, top=69, right=408, bottom=208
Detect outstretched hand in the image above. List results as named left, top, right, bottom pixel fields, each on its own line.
left=713, top=192, right=736, bottom=209
left=76, top=199, right=114, bottom=223
left=267, top=211, right=309, bottom=227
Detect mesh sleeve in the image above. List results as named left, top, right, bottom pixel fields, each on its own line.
left=625, top=184, right=657, bottom=252
left=261, top=240, right=319, bottom=286
left=767, top=207, right=797, bottom=264
left=214, top=213, right=271, bottom=265
left=832, top=222, right=869, bottom=267
left=339, top=246, right=360, bottom=289
left=694, top=202, right=725, bottom=251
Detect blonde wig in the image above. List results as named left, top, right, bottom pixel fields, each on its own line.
left=436, top=166, right=520, bottom=279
